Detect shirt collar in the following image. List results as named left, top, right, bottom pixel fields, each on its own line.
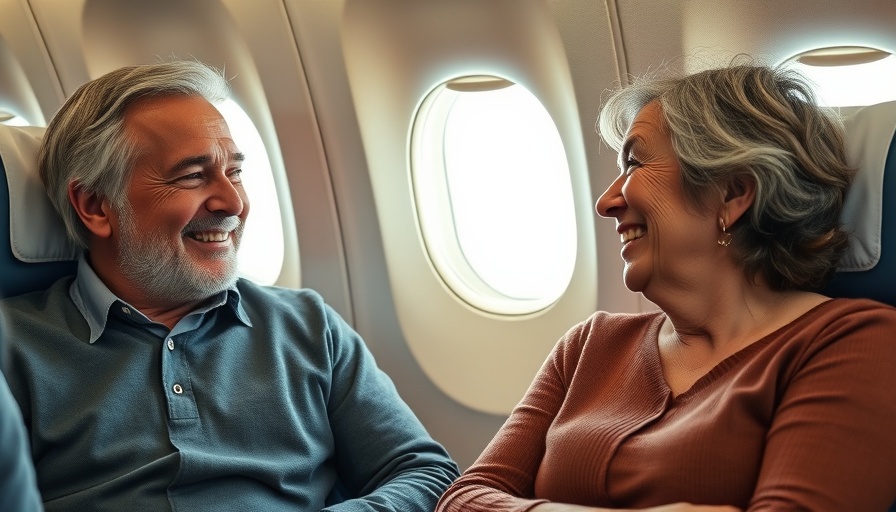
left=69, top=255, right=251, bottom=343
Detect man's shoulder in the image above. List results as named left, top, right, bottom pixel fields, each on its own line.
left=233, top=279, right=336, bottom=322
left=1, top=277, right=83, bottom=346
left=1, top=276, right=74, bottom=315
left=235, top=278, right=325, bottom=305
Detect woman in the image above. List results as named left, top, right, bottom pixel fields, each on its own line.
left=436, top=63, right=896, bottom=511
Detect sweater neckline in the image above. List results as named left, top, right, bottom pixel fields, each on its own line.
left=643, top=298, right=839, bottom=402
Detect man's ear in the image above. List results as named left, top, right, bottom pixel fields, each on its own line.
left=720, top=175, right=756, bottom=226
left=67, top=182, right=114, bottom=239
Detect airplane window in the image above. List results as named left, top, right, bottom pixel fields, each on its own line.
left=214, top=98, right=284, bottom=285
left=411, top=76, right=577, bottom=315
left=785, top=47, right=896, bottom=107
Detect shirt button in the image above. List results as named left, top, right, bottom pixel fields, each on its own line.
left=167, top=338, right=175, bottom=351
left=172, top=384, right=183, bottom=394
left=122, top=307, right=131, bottom=315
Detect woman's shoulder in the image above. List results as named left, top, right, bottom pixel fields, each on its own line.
left=581, top=309, right=666, bottom=329
left=774, top=296, right=896, bottom=360
left=807, top=296, right=896, bottom=323
left=559, top=309, right=664, bottom=353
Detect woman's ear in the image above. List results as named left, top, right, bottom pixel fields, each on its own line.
left=67, top=182, right=114, bottom=239
left=720, top=175, right=756, bottom=226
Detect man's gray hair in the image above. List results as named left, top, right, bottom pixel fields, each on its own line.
left=38, top=60, right=231, bottom=249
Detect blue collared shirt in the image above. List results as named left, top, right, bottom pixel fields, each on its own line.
left=69, top=257, right=252, bottom=343
left=3, top=257, right=459, bottom=511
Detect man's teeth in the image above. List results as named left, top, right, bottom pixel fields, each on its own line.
left=620, top=227, right=645, bottom=243
left=191, top=231, right=230, bottom=242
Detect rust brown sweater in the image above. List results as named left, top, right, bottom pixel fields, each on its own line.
left=437, top=299, right=896, bottom=511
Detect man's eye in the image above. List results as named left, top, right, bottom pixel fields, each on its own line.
left=228, top=168, right=243, bottom=182
left=179, top=172, right=203, bottom=181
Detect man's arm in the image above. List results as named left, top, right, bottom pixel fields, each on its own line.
left=321, top=304, right=459, bottom=511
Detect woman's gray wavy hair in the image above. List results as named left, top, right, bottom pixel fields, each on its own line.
left=39, top=60, right=231, bottom=249
left=598, top=61, right=854, bottom=291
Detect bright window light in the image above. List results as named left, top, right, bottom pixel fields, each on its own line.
left=411, top=77, right=577, bottom=315
left=785, top=49, right=896, bottom=107
left=215, top=98, right=284, bottom=285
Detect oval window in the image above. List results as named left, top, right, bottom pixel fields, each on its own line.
left=215, top=98, right=284, bottom=285
left=410, top=76, right=577, bottom=315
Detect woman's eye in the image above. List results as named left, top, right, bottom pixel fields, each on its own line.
left=623, top=158, right=641, bottom=175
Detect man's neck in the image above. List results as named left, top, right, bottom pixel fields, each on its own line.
left=85, top=251, right=213, bottom=330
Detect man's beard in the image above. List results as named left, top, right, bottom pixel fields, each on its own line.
left=116, top=202, right=243, bottom=305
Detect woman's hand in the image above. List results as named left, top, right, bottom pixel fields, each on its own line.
left=643, top=504, right=741, bottom=512
left=530, top=503, right=741, bottom=512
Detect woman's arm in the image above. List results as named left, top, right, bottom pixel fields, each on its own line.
left=529, top=502, right=740, bottom=511
left=435, top=330, right=579, bottom=512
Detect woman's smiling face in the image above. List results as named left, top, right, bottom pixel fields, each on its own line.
left=595, top=101, right=721, bottom=296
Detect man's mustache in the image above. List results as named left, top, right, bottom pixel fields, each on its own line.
left=181, top=216, right=242, bottom=235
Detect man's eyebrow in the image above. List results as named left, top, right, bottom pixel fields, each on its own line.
left=169, top=155, right=211, bottom=175
left=168, top=152, right=246, bottom=174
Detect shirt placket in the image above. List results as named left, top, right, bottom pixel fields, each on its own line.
left=162, top=332, right=199, bottom=420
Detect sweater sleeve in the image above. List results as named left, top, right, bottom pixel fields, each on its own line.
left=435, top=321, right=589, bottom=512
left=320, top=304, right=460, bottom=512
left=748, top=303, right=896, bottom=511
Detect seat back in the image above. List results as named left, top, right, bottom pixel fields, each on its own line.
left=0, top=124, right=78, bottom=299
left=822, top=102, right=896, bottom=512
left=824, top=101, right=896, bottom=305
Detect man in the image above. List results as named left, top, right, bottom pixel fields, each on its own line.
left=1, top=61, right=458, bottom=511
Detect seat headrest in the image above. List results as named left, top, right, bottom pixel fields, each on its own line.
left=838, top=100, right=896, bottom=272
left=0, top=124, right=80, bottom=263
left=0, top=124, right=79, bottom=298
left=823, top=101, right=896, bottom=304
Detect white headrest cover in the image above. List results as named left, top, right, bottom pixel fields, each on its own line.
left=839, top=100, right=896, bottom=272
left=0, top=124, right=80, bottom=262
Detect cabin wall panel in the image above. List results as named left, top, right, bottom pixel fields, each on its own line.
left=0, top=0, right=64, bottom=125
left=618, top=0, right=896, bottom=75
left=282, top=0, right=630, bottom=468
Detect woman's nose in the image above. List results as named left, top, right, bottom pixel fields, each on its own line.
left=595, top=174, right=625, bottom=218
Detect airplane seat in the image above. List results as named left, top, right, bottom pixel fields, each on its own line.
left=823, top=100, right=896, bottom=305
left=821, top=100, right=896, bottom=512
left=0, top=124, right=79, bottom=299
